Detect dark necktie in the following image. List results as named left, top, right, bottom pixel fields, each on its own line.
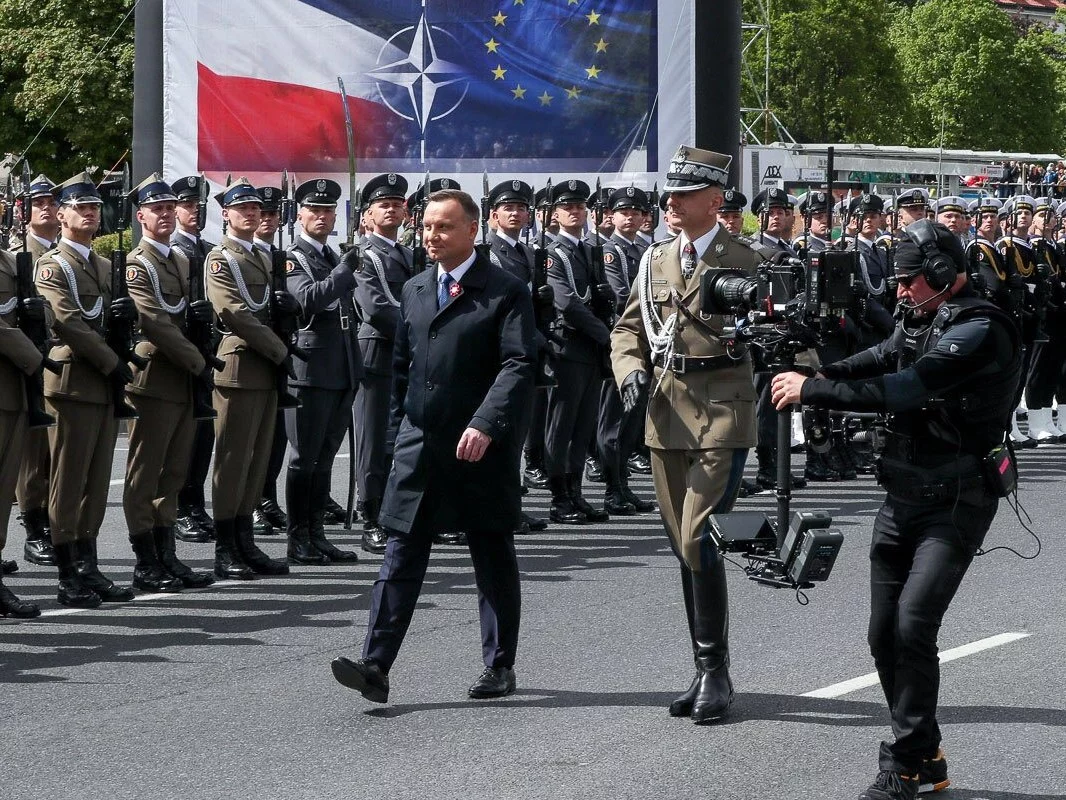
left=681, top=242, right=697, bottom=279
left=323, top=245, right=337, bottom=267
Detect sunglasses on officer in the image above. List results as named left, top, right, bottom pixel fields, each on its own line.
left=894, top=272, right=922, bottom=288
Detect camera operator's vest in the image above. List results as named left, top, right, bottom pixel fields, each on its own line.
left=888, top=296, right=1021, bottom=466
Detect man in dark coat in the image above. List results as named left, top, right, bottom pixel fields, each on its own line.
left=331, top=189, right=536, bottom=703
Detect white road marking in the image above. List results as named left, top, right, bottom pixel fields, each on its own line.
left=32, top=580, right=250, bottom=619
left=801, top=632, right=1031, bottom=699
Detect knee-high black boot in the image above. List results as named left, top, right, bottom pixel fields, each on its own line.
left=668, top=564, right=701, bottom=717
left=690, top=557, right=734, bottom=723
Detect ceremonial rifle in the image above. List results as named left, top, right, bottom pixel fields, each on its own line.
left=12, top=161, right=59, bottom=428
left=477, top=171, right=491, bottom=259
left=187, top=172, right=223, bottom=420
left=270, top=171, right=305, bottom=410
left=338, top=75, right=361, bottom=527
left=529, top=179, right=557, bottom=388
left=588, top=178, right=616, bottom=376
left=107, top=163, right=146, bottom=420
left=220, top=173, right=232, bottom=236
left=412, top=172, right=430, bottom=272
left=649, top=181, right=659, bottom=235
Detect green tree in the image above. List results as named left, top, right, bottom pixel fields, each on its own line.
left=743, top=0, right=910, bottom=143
left=0, top=1, right=135, bottom=178
left=889, top=0, right=1062, bottom=152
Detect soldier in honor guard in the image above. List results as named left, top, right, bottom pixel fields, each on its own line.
left=282, top=178, right=362, bottom=564
left=121, top=175, right=215, bottom=592
left=1021, top=195, right=1066, bottom=442
left=597, top=186, right=656, bottom=514
left=792, top=190, right=833, bottom=254
left=935, top=196, right=969, bottom=240
left=36, top=174, right=138, bottom=607
left=0, top=243, right=51, bottom=617
left=485, top=179, right=551, bottom=532
left=751, top=187, right=797, bottom=256
left=717, top=188, right=746, bottom=236
left=170, top=175, right=219, bottom=543
left=250, top=185, right=291, bottom=535
left=534, top=187, right=558, bottom=245
left=205, top=178, right=292, bottom=579
left=612, top=145, right=761, bottom=723
left=847, top=193, right=896, bottom=345
left=12, top=174, right=59, bottom=568
left=895, top=187, right=931, bottom=230
left=354, top=173, right=414, bottom=552
left=543, top=179, right=612, bottom=524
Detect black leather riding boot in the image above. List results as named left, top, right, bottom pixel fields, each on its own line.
left=690, top=558, right=734, bottom=723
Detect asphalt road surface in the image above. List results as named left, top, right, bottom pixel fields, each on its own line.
left=3, top=435, right=1063, bottom=800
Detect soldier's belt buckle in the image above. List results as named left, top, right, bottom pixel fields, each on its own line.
left=340, top=312, right=350, bottom=330
left=672, top=355, right=686, bottom=375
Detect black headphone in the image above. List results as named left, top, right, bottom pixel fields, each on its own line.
left=904, top=220, right=958, bottom=291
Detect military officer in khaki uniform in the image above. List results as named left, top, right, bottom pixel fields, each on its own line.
left=13, top=174, right=60, bottom=567
left=611, top=146, right=759, bottom=724
left=36, top=174, right=138, bottom=608
left=205, top=178, right=292, bottom=579
left=0, top=247, right=49, bottom=617
left=122, top=175, right=215, bottom=593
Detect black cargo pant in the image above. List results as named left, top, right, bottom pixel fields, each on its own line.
left=868, top=490, right=996, bottom=773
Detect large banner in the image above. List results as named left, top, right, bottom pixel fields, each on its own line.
left=162, top=0, right=694, bottom=235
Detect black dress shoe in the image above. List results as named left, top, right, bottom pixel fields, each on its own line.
left=2, top=559, right=17, bottom=575
left=0, top=578, right=40, bottom=618
left=668, top=672, right=701, bottom=717
left=621, top=485, right=656, bottom=512
left=22, top=508, right=56, bottom=565
left=251, top=506, right=275, bottom=536
left=259, top=498, right=288, bottom=529
left=512, top=519, right=532, bottom=536
left=572, top=494, right=609, bottom=523
left=549, top=499, right=586, bottom=524
left=468, top=666, right=516, bottom=699
left=433, top=532, right=467, bottom=546
left=523, top=512, right=548, bottom=531
left=175, top=513, right=212, bottom=543
left=522, top=466, right=549, bottom=490
left=154, top=526, right=214, bottom=588
left=604, top=489, right=637, bottom=516
left=75, top=540, right=135, bottom=602
left=361, top=525, right=388, bottom=555
left=189, top=506, right=217, bottom=538
left=323, top=497, right=349, bottom=525
left=691, top=666, right=734, bottom=724
left=627, top=453, right=652, bottom=474
left=287, top=526, right=330, bottom=565
left=331, top=656, right=389, bottom=703
left=584, top=457, right=605, bottom=483
left=309, top=521, right=359, bottom=563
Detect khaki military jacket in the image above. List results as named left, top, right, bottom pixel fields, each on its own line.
left=126, top=240, right=205, bottom=402
left=0, top=251, right=46, bottom=412
left=36, top=240, right=119, bottom=405
left=611, top=226, right=762, bottom=450
left=205, top=236, right=287, bottom=391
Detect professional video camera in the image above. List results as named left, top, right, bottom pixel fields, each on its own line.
left=695, top=253, right=858, bottom=593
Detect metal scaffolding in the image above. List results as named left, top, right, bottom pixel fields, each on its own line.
left=741, top=0, right=794, bottom=145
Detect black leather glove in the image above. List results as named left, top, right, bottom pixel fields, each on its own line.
left=189, top=299, right=214, bottom=323
left=19, top=296, right=47, bottom=321
left=273, top=290, right=299, bottom=316
left=340, top=247, right=362, bottom=274
left=109, top=360, right=133, bottom=385
left=197, top=363, right=215, bottom=388
left=620, top=370, right=649, bottom=414
left=282, top=355, right=298, bottom=382
left=110, top=296, right=137, bottom=322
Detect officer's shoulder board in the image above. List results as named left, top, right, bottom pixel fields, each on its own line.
left=732, top=234, right=756, bottom=247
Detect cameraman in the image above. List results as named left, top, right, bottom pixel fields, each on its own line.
left=771, top=221, right=1022, bottom=800
left=612, top=145, right=761, bottom=724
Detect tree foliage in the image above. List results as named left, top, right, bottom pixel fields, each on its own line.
left=889, top=0, right=1062, bottom=152
left=749, top=0, right=910, bottom=144
left=0, top=0, right=135, bottom=179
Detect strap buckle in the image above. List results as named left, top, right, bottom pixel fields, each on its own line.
left=340, top=310, right=350, bottom=330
